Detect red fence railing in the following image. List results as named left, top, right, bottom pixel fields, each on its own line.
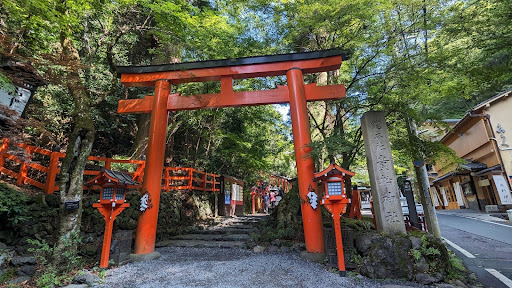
left=0, top=138, right=220, bottom=194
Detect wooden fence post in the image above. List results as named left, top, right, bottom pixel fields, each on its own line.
left=105, top=153, right=112, bottom=169
left=164, top=168, right=170, bottom=191
left=45, top=148, right=60, bottom=194
left=188, top=169, right=193, bottom=190
left=17, top=145, right=31, bottom=186
left=0, top=138, right=8, bottom=167
left=133, top=162, right=144, bottom=184
left=201, top=172, right=207, bottom=192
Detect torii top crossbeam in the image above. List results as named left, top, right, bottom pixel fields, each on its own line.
left=117, top=49, right=346, bottom=256
left=117, top=49, right=344, bottom=85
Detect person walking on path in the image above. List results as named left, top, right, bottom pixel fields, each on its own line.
left=270, top=190, right=276, bottom=208
left=263, top=192, right=270, bottom=214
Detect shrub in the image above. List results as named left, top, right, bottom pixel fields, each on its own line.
left=28, top=232, right=84, bottom=288
left=0, top=183, right=30, bottom=227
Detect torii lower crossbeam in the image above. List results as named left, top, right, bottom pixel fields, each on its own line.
left=117, top=49, right=346, bottom=256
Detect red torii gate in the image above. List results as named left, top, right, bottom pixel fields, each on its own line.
left=117, top=49, right=346, bottom=255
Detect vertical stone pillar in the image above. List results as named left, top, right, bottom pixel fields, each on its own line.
left=361, top=111, right=406, bottom=234
left=287, top=68, right=324, bottom=253
left=134, top=80, right=170, bottom=254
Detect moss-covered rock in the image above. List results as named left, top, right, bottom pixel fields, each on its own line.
left=254, top=185, right=305, bottom=243
left=352, top=229, right=474, bottom=286
left=254, top=184, right=476, bottom=287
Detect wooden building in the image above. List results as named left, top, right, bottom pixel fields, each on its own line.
left=432, top=91, right=512, bottom=212
left=0, top=57, right=47, bottom=118
left=218, top=176, right=244, bottom=216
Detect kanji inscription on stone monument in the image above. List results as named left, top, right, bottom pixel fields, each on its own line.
left=361, top=111, right=406, bottom=234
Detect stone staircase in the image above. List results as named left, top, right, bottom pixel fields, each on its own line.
left=156, top=215, right=265, bottom=249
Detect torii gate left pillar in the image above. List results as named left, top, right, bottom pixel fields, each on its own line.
left=117, top=50, right=347, bottom=255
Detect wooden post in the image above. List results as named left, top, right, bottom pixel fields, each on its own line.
left=17, top=145, right=31, bottom=186
left=0, top=138, right=9, bottom=167
left=133, top=163, right=145, bottom=183
left=188, top=168, right=193, bottom=190
left=349, top=188, right=362, bottom=220
left=134, top=80, right=170, bottom=255
left=100, top=216, right=114, bottom=268
left=94, top=202, right=130, bottom=268
left=105, top=157, right=112, bottom=169
left=287, top=68, right=324, bottom=253
left=202, top=172, right=207, bottom=192
left=332, top=211, right=346, bottom=276
left=164, top=168, right=170, bottom=191
left=45, top=149, right=61, bottom=194
left=252, top=193, right=256, bottom=214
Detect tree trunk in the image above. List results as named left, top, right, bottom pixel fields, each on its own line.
left=165, top=112, right=180, bottom=165
left=54, top=33, right=95, bottom=269
left=132, top=113, right=151, bottom=160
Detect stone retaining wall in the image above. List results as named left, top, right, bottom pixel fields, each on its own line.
left=0, top=189, right=214, bottom=259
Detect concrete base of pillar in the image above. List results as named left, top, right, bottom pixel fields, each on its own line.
left=339, top=270, right=346, bottom=277
left=129, top=251, right=161, bottom=262
left=299, top=251, right=325, bottom=263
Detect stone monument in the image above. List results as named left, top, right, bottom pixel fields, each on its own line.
left=361, top=111, right=406, bottom=234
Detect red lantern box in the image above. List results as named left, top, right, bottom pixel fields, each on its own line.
left=313, top=163, right=355, bottom=277
left=86, top=168, right=138, bottom=268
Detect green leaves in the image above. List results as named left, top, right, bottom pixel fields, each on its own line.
left=0, top=183, right=30, bottom=226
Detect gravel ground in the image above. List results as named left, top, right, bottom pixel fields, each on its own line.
left=100, top=247, right=427, bottom=288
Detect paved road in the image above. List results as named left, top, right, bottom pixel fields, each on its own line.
left=437, top=212, right=512, bottom=288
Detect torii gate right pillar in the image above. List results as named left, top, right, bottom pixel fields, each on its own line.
left=287, top=68, right=324, bottom=253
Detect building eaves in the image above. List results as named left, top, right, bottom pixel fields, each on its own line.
left=433, top=172, right=457, bottom=183
left=0, top=57, right=47, bottom=90
left=438, top=90, right=511, bottom=143
left=472, top=90, right=512, bottom=113
left=439, top=114, right=477, bottom=143
left=474, top=165, right=502, bottom=176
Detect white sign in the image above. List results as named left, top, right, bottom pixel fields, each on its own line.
left=440, top=187, right=448, bottom=206
left=453, top=182, right=465, bottom=206
left=0, top=86, right=32, bottom=116
left=492, top=175, right=512, bottom=205
left=429, top=186, right=440, bottom=207
left=307, top=191, right=318, bottom=209
left=140, top=193, right=149, bottom=211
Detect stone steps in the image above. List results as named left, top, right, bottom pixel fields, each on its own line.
left=156, top=239, right=246, bottom=249
left=171, top=233, right=251, bottom=241
left=188, top=228, right=257, bottom=235
left=156, top=215, right=264, bottom=249
left=213, top=224, right=255, bottom=230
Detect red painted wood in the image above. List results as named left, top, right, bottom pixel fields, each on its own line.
left=118, top=83, right=346, bottom=114
left=134, top=80, right=170, bottom=255
left=120, top=56, right=342, bottom=86
left=287, top=68, right=324, bottom=253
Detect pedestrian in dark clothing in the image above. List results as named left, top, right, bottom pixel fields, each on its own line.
left=263, top=192, right=270, bottom=214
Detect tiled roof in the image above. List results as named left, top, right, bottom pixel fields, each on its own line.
left=103, top=168, right=139, bottom=185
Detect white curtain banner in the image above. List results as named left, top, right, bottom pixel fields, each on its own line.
left=440, top=187, right=448, bottom=206
left=430, top=186, right=440, bottom=207
left=453, top=182, right=465, bottom=206
left=492, top=175, right=512, bottom=205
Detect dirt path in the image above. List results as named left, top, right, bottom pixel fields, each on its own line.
left=100, top=247, right=425, bottom=288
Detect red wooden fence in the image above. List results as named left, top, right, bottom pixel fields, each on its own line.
left=269, top=174, right=292, bottom=193
left=0, top=138, right=220, bottom=194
